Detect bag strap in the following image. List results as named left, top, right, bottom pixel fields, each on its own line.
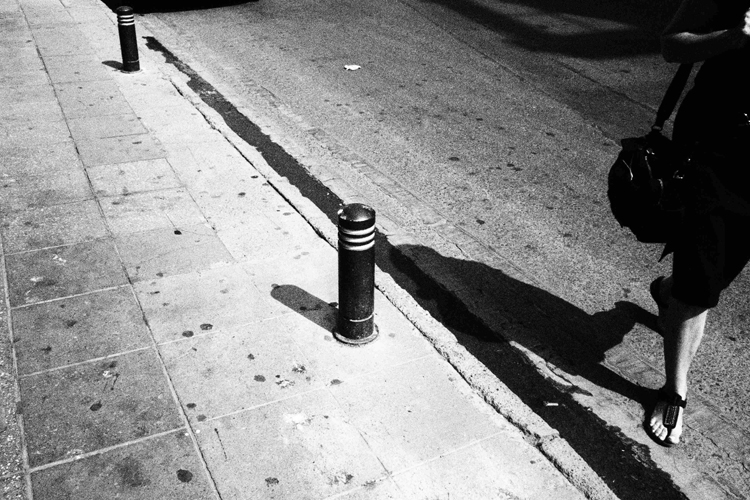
left=652, top=63, right=694, bottom=132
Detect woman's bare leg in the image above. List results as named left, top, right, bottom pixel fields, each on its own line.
left=650, top=275, right=708, bottom=444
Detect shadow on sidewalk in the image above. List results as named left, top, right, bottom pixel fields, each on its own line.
left=271, top=284, right=337, bottom=332
left=380, top=243, right=687, bottom=500
left=392, top=243, right=657, bottom=373
left=99, top=0, right=256, bottom=14
left=422, top=0, right=680, bottom=58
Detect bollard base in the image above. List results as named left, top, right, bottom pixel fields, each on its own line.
left=334, top=321, right=378, bottom=346
left=120, top=63, right=140, bottom=73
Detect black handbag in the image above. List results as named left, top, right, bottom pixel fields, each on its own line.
left=607, top=63, right=694, bottom=243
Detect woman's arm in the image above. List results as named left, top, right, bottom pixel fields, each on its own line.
left=661, top=0, right=750, bottom=63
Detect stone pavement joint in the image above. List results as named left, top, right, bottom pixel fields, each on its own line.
left=0, top=0, right=618, bottom=499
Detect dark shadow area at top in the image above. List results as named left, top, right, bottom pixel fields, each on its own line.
left=100, top=0, right=256, bottom=14
left=422, top=0, right=681, bottom=58
left=378, top=241, right=687, bottom=500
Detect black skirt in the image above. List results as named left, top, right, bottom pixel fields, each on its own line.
left=667, top=89, right=750, bottom=308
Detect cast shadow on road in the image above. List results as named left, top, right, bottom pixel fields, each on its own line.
left=390, top=244, right=657, bottom=400
left=382, top=243, right=687, bottom=500
left=100, top=0, right=256, bottom=14
left=422, top=0, right=680, bottom=59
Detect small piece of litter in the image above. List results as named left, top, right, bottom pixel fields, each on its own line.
left=344, top=65, right=361, bottom=71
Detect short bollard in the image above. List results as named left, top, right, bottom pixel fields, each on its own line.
left=334, top=203, right=378, bottom=345
left=116, top=6, right=140, bottom=72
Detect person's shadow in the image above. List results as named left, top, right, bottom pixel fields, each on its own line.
left=391, top=242, right=658, bottom=387
left=381, top=243, right=685, bottom=499
left=421, top=0, right=681, bottom=59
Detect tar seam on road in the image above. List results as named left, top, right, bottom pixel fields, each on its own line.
left=143, top=35, right=688, bottom=500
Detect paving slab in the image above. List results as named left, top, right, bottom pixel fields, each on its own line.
left=64, top=4, right=111, bottom=26
left=0, top=100, right=66, bottom=122
left=30, top=25, right=94, bottom=56
left=6, top=239, right=128, bottom=307
left=0, top=475, right=26, bottom=500
left=215, top=214, right=310, bottom=262
left=134, top=264, right=272, bottom=344
left=391, top=433, right=586, bottom=500
left=160, top=324, right=321, bottom=422
left=189, top=179, right=282, bottom=219
left=328, top=355, right=509, bottom=474
left=87, top=158, right=181, bottom=197
left=42, top=54, right=116, bottom=84
left=136, top=105, right=217, bottom=144
left=0, top=39, right=35, bottom=55
left=0, top=1, right=20, bottom=13
left=0, top=14, right=29, bottom=33
left=201, top=196, right=323, bottom=252
left=241, top=243, right=339, bottom=305
left=0, top=142, right=82, bottom=177
left=0, top=44, right=36, bottom=59
left=270, top=292, right=437, bottom=381
left=114, top=73, right=188, bottom=111
left=76, top=133, right=167, bottom=167
left=0, top=53, right=44, bottom=73
left=160, top=138, right=260, bottom=186
left=0, top=117, right=70, bottom=146
left=12, top=286, right=152, bottom=375
left=98, top=188, right=206, bottom=235
left=54, top=79, right=132, bottom=119
left=0, top=10, right=24, bottom=24
left=0, top=168, right=93, bottom=212
left=30, top=431, right=215, bottom=500
left=0, top=199, right=106, bottom=254
left=0, top=67, right=48, bottom=87
left=24, top=10, right=75, bottom=28
left=67, top=112, right=148, bottom=142
left=19, top=348, right=183, bottom=467
left=194, top=388, right=388, bottom=500
left=114, top=223, right=235, bottom=282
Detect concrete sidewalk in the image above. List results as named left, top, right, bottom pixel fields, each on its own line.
left=0, top=0, right=615, bottom=498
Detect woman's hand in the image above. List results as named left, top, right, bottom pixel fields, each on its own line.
left=741, top=8, right=750, bottom=43
left=661, top=1, right=750, bottom=63
left=726, top=8, right=750, bottom=51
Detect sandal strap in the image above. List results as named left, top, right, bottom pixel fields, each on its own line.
left=658, top=388, right=687, bottom=430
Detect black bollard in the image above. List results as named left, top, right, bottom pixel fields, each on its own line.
left=335, top=203, right=378, bottom=345
left=116, top=6, right=140, bottom=73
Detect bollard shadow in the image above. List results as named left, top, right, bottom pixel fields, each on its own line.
left=420, top=0, right=681, bottom=59
left=100, top=0, right=257, bottom=14
left=270, top=284, right=337, bottom=333
left=103, top=60, right=123, bottom=71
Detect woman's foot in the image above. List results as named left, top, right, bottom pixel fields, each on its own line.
left=647, top=388, right=686, bottom=447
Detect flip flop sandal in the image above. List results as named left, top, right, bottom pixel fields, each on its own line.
left=650, top=276, right=668, bottom=310
left=648, top=388, right=687, bottom=447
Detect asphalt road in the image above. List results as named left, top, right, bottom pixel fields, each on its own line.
left=117, top=0, right=750, bottom=496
